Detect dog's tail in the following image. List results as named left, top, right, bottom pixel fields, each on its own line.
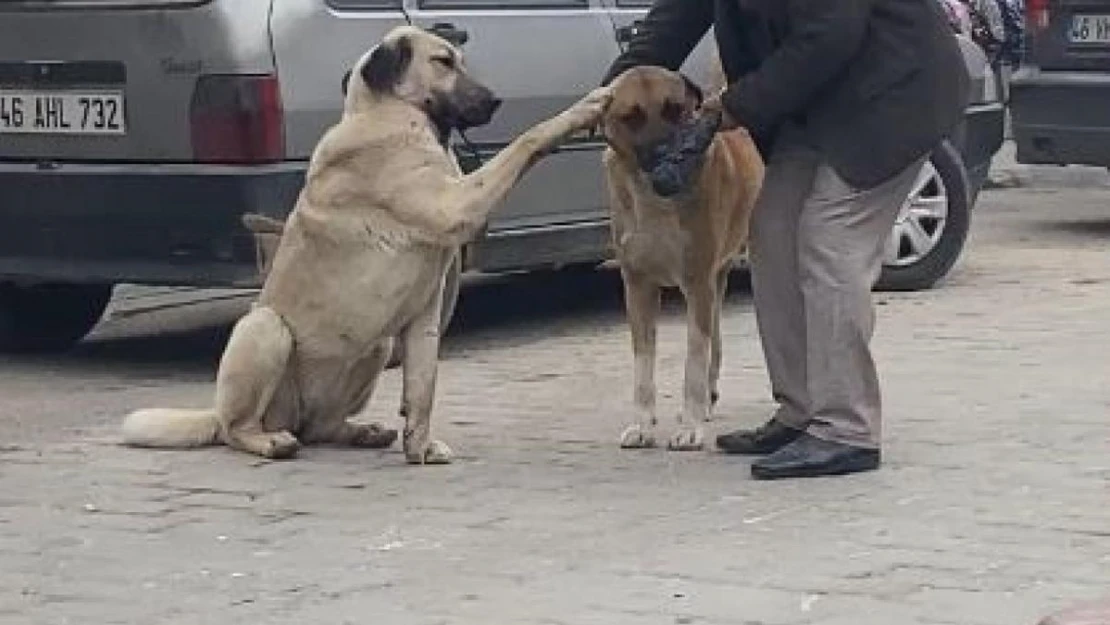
left=121, top=408, right=221, bottom=449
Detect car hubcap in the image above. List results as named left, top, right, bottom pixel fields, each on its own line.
left=884, top=161, right=949, bottom=268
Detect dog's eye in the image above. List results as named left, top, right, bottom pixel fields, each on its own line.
left=433, top=56, right=456, bottom=69
left=660, top=100, right=684, bottom=123
left=620, top=106, right=646, bottom=131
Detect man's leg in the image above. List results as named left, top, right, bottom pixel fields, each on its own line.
left=717, top=130, right=819, bottom=454
left=751, top=158, right=926, bottom=479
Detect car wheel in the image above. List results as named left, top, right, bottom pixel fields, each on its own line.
left=386, top=252, right=462, bottom=369
left=0, top=283, right=113, bottom=354
left=875, top=140, right=972, bottom=292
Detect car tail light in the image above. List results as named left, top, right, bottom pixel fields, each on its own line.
left=189, top=74, right=284, bottom=164
left=1026, top=0, right=1050, bottom=32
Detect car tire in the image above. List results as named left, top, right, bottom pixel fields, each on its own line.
left=386, top=252, right=462, bottom=369
left=875, top=140, right=972, bottom=292
left=0, top=283, right=113, bottom=354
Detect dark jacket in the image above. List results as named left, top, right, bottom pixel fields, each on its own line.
left=602, top=0, right=971, bottom=189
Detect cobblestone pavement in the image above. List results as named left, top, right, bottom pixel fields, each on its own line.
left=1, top=181, right=1109, bottom=625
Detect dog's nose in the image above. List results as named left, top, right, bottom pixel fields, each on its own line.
left=634, top=140, right=668, bottom=173
left=646, top=113, right=721, bottom=198
left=488, top=97, right=503, bottom=114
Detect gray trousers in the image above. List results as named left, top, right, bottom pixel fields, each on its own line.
left=749, top=126, right=926, bottom=449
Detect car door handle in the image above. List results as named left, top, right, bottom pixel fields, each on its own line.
left=428, top=22, right=469, bottom=47
left=615, top=20, right=643, bottom=44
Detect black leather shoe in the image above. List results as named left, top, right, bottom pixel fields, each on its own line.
left=716, top=418, right=804, bottom=455
left=750, top=433, right=880, bottom=480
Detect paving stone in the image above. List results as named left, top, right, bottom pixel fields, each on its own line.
left=0, top=187, right=1108, bottom=623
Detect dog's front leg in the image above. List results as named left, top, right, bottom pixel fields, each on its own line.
left=399, top=281, right=450, bottom=465
left=709, top=266, right=730, bottom=409
left=432, top=88, right=612, bottom=245
left=619, top=271, right=660, bottom=449
left=671, top=280, right=717, bottom=451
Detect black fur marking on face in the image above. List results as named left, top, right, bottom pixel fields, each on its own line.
left=620, top=105, right=647, bottom=132
left=341, top=69, right=352, bottom=95
left=361, top=35, right=414, bottom=94
left=645, top=110, right=722, bottom=198
left=660, top=99, right=684, bottom=123
left=424, top=91, right=454, bottom=147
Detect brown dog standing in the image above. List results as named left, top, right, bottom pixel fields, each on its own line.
left=601, top=66, right=764, bottom=451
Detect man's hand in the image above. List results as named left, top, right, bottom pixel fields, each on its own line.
left=700, top=90, right=740, bottom=131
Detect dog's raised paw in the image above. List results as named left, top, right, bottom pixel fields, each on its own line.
left=619, top=424, right=657, bottom=449
left=667, top=426, right=705, bottom=452
left=406, top=439, right=453, bottom=465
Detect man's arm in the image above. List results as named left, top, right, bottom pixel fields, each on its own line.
left=719, top=0, right=874, bottom=137
left=601, top=0, right=714, bottom=86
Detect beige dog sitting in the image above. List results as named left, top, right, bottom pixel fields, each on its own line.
left=121, top=25, right=611, bottom=464
left=601, top=66, right=764, bottom=451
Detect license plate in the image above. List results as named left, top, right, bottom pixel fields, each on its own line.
left=0, top=90, right=125, bottom=136
left=1069, top=14, right=1110, bottom=44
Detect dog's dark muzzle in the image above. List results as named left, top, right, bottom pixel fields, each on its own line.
left=634, top=139, right=670, bottom=175
left=456, top=82, right=502, bottom=130
left=637, top=111, right=722, bottom=199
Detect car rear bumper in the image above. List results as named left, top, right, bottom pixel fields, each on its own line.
left=958, top=100, right=1007, bottom=194
left=0, top=160, right=304, bottom=287
left=1009, top=68, right=1110, bottom=167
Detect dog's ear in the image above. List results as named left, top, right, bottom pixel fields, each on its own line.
left=680, top=73, right=704, bottom=109
left=341, top=68, right=353, bottom=96
left=361, top=35, right=414, bottom=94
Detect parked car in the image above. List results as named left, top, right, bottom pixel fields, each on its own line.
left=1009, top=0, right=1110, bottom=168
left=0, top=0, right=1004, bottom=354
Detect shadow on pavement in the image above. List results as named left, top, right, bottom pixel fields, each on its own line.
left=39, top=266, right=752, bottom=373
left=445, top=265, right=752, bottom=355
left=1035, top=217, right=1110, bottom=240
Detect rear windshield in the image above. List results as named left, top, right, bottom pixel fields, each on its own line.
left=0, top=0, right=211, bottom=8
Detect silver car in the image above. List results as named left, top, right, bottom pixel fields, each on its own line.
left=0, top=0, right=1003, bottom=353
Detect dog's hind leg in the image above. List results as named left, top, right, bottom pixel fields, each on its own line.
left=619, top=271, right=660, bottom=449
left=214, top=306, right=301, bottom=459
left=399, top=286, right=451, bottom=465
left=300, top=339, right=398, bottom=449
left=670, top=279, right=716, bottom=451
